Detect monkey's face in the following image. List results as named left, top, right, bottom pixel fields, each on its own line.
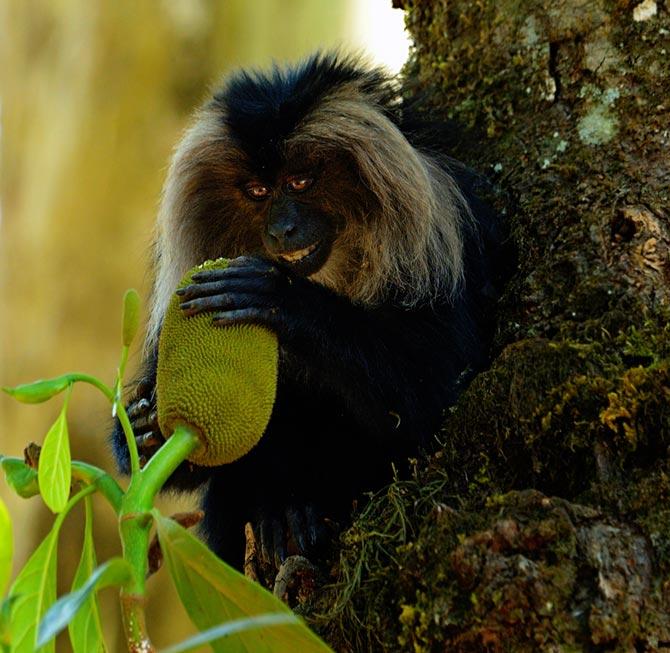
left=232, top=149, right=371, bottom=278
left=172, top=102, right=379, bottom=291
left=243, top=170, right=336, bottom=277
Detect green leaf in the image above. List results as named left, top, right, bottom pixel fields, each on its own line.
left=7, top=526, right=59, bottom=652
left=38, top=403, right=72, bottom=513
left=154, top=512, right=333, bottom=653
left=38, top=557, right=130, bottom=648
left=0, top=457, right=40, bottom=499
left=161, top=614, right=301, bottom=653
left=122, top=289, right=141, bottom=347
left=0, top=497, right=12, bottom=595
left=0, top=556, right=10, bottom=650
left=6, top=486, right=93, bottom=653
left=2, top=375, right=71, bottom=404
left=68, top=497, right=106, bottom=653
left=0, top=597, right=18, bottom=650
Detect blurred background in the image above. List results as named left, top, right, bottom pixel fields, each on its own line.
left=0, top=1, right=409, bottom=649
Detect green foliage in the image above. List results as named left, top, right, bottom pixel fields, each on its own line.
left=38, top=394, right=72, bottom=514
left=162, top=614, right=306, bottom=653
left=1, top=289, right=332, bottom=652
left=9, top=512, right=61, bottom=651
left=155, top=512, right=332, bottom=653
left=2, top=375, right=71, bottom=404
left=0, top=501, right=12, bottom=652
left=68, top=497, right=105, bottom=653
left=0, top=597, right=17, bottom=653
left=38, top=557, right=131, bottom=648
left=0, top=458, right=39, bottom=499
left=0, top=498, right=12, bottom=597
left=121, top=289, right=141, bottom=348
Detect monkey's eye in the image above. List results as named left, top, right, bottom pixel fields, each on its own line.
left=286, top=176, right=313, bottom=193
left=245, top=183, right=271, bottom=200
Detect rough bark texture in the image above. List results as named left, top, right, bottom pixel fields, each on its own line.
left=308, top=1, right=670, bottom=651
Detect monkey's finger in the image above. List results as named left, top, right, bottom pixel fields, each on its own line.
left=192, top=258, right=278, bottom=281
left=226, top=255, right=277, bottom=271
left=177, top=276, right=274, bottom=300
left=127, top=398, right=151, bottom=419
left=135, top=431, right=163, bottom=450
left=181, top=293, right=273, bottom=317
left=190, top=268, right=254, bottom=283
left=272, top=520, right=286, bottom=570
left=130, top=410, right=158, bottom=433
left=211, top=308, right=276, bottom=328
left=286, top=507, right=308, bottom=556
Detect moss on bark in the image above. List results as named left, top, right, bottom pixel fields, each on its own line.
left=308, top=1, right=670, bottom=650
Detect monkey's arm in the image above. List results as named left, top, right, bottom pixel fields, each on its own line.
left=178, top=256, right=472, bottom=444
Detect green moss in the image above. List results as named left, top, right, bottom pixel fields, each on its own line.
left=314, top=479, right=670, bottom=651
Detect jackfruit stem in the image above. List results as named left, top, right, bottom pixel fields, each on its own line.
left=136, top=424, right=201, bottom=506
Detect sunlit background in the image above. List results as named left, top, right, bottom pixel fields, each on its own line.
left=0, top=1, right=409, bottom=649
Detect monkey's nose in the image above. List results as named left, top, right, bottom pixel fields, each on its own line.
left=267, top=221, right=296, bottom=246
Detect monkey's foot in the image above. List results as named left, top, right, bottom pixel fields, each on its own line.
left=246, top=503, right=331, bottom=587
left=273, top=555, right=319, bottom=608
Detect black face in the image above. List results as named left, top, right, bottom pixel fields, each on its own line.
left=243, top=173, right=338, bottom=277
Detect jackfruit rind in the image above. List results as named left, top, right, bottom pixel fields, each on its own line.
left=157, top=258, right=278, bottom=466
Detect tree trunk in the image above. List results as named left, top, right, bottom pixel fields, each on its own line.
left=310, top=1, right=670, bottom=651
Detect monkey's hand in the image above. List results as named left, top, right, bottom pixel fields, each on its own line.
left=176, top=255, right=323, bottom=340
left=112, top=379, right=163, bottom=473
left=126, top=385, right=164, bottom=467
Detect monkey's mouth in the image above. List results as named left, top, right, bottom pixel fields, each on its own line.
left=274, top=239, right=330, bottom=276
left=277, top=241, right=320, bottom=264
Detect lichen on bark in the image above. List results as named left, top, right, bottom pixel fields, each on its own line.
left=309, top=1, right=670, bottom=651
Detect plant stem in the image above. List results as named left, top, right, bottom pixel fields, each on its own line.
left=119, top=510, right=154, bottom=653
left=116, top=400, right=141, bottom=476
left=136, top=425, right=201, bottom=506
left=67, top=373, right=114, bottom=401
left=114, top=344, right=142, bottom=476
left=118, top=425, right=200, bottom=652
left=56, top=484, right=98, bottom=530
left=71, top=461, right=124, bottom=512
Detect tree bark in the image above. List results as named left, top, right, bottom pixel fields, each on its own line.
left=310, top=1, right=670, bottom=651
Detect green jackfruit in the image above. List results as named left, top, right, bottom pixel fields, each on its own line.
left=157, top=258, right=278, bottom=466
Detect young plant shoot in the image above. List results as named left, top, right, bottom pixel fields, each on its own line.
left=1, top=287, right=330, bottom=653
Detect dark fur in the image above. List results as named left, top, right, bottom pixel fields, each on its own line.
left=217, top=55, right=389, bottom=172
left=112, top=53, right=509, bottom=572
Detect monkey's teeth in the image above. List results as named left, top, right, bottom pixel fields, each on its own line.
left=279, top=242, right=319, bottom=262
